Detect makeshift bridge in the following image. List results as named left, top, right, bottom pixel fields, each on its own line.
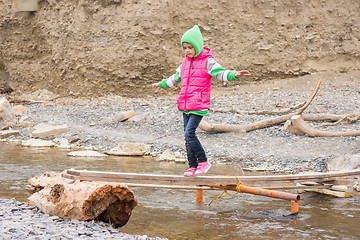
left=62, top=169, right=360, bottom=215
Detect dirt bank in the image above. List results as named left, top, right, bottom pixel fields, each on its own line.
left=0, top=0, right=359, bottom=97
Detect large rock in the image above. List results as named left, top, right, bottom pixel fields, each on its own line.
left=118, top=142, right=151, bottom=155
left=326, top=154, right=360, bottom=171
left=32, top=123, right=69, bottom=138
left=158, top=149, right=177, bottom=161
left=105, top=142, right=152, bottom=156
left=13, top=105, right=27, bottom=114
left=53, top=138, right=71, bottom=149
left=128, top=113, right=152, bottom=125
left=0, top=130, right=20, bottom=138
left=67, top=150, right=108, bottom=157
left=22, top=139, right=55, bottom=147
left=0, top=97, right=16, bottom=130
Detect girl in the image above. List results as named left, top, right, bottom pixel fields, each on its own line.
left=152, top=25, right=250, bottom=177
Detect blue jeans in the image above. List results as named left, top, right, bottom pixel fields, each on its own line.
left=183, top=113, right=207, bottom=168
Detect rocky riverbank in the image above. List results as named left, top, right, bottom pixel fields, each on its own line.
left=0, top=198, right=165, bottom=240
left=2, top=72, right=360, bottom=173
left=0, top=72, right=359, bottom=239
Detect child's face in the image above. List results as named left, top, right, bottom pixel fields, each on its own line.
left=183, top=42, right=196, bottom=58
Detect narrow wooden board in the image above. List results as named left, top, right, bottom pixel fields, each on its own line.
left=63, top=169, right=360, bottom=186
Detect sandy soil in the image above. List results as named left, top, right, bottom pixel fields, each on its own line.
left=0, top=0, right=359, bottom=97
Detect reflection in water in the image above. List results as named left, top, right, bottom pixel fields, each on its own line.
left=0, top=142, right=359, bottom=239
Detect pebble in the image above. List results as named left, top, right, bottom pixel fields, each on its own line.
left=0, top=199, right=167, bottom=240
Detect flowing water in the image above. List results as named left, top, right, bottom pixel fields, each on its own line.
left=0, top=142, right=359, bottom=240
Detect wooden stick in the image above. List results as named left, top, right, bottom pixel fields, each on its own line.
left=318, top=112, right=360, bottom=127
left=296, top=79, right=322, bottom=115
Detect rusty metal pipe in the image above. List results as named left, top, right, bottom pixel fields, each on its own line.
left=207, top=185, right=300, bottom=201
left=206, top=184, right=301, bottom=214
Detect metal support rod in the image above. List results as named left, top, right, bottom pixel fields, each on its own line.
left=196, top=187, right=204, bottom=207
left=205, top=184, right=301, bottom=214
left=196, top=188, right=204, bottom=203
left=291, top=200, right=299, bottom=215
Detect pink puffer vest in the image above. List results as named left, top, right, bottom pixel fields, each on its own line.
left=177, top=47, right=213, bottom=111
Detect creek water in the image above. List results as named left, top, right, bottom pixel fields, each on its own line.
left=0, top=142, right=359, bottom=240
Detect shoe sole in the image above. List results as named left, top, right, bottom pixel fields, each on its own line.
left=184, top=174, right=195, bottom=177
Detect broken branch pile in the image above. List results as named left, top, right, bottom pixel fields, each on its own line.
left=200, top=80, right=360, bottom=137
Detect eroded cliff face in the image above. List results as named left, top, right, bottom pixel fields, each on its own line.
left=0, top=0, right=359, bottom=97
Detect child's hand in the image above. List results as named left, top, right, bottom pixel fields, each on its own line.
left=235, top=70, right=250, bottom=78
left=152, top=83, right=160, bottom=89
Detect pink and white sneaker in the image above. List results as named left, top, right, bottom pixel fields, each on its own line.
left=194, top=161, right=211, bottom=176
left=184, top=167, right=197, bottom=177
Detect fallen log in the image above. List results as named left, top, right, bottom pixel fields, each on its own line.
left=26, top=172, right=137, bottom=228
left=199, top=79, right=359, bottom=134
left=199, top=113, right=359, bottom=133
left=286, top=115, right=360, bottom=137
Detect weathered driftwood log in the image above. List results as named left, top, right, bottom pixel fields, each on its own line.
left=285, top=115, right=360, bottom=137
left=199, top=113, right=360, bottom=133
left=0, top=97, right=16, bottom=130
left=26, top=172, right=137, bottom=228
left=200, top=79, right=328, bottom=133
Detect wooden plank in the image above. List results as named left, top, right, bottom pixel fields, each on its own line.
left=64, top=169, right=360, bottom=186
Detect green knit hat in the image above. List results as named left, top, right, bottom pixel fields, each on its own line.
left=181, top=25, right=204, bottom=58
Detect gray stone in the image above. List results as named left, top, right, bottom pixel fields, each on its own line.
left=117, top=142, right=152, bottom=155
left=128, top=113, right=152, bottom=125
left=67, top=150, right=108, bottom=157
left=158, top=149, right=177, bottom=161
left=53, top=138, right=71, bottom=148
left=0, top=97, right=16, bottom=130
left=32, top=123, right=69, bottom=138
left=326, top=154, right=360, bottom=171
left=22, top=139, right=55, bottom=147
left=0, top=130, right=20, bottom=138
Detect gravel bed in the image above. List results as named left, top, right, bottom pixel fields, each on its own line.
left=9, top=73, right=358, bottom=173
left=0, top=199, right=166, bottom=240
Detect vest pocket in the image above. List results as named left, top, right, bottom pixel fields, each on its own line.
left=198, top=91, right=210, bottom=103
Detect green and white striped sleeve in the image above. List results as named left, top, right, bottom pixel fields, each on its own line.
left=158, top=65, right=182, bottom=88
left=207, top=58, right=238, bottom=81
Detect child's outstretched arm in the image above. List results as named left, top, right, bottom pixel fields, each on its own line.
left=207, top=58, right=250, bottom=81
left=151, top=65, right=182, bottom=89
